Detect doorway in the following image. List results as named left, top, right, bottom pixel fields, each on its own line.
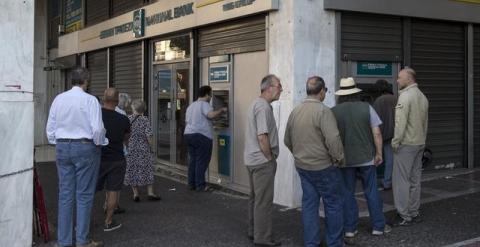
left=152, top=62, right=189, bottom=166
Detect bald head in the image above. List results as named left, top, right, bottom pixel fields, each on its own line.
left=402, top=68, right=416, bottom=82
left=103, top=88, right=119, bottom=110
left=397, top=67, right=417, bottom=90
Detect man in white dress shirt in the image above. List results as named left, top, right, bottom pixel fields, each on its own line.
left=46, top=67, right=107, bottom=247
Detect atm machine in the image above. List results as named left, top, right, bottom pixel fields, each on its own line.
left=343, top=61, right=400, bottom=103
left=208, top=56, right=232, bottom=179
left=341, top=61, right=400, bottom=178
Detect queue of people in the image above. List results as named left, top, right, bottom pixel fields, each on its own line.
left=47, top=66, right=428, bottom=247
left=248, top=69, right=428, bottom=247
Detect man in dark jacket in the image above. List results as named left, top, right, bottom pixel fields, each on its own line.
left=373, top=79, right=397, bottom=190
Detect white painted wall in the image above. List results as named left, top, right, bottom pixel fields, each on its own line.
left=269, top=0, right=337, bottom=208
left=0, top=0, right=35, bottom=246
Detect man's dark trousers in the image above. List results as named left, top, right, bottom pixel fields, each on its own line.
left=185, top=133, right=213, bottom=190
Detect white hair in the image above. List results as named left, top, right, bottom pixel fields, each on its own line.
left=117, top=93, right=131, bottom=110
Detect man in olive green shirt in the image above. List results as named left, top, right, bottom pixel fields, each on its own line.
left=284, top=76, right=344, bottom=247
left=391, top=68, right=429, bottom=227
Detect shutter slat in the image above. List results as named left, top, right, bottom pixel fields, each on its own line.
left=87, top=50, right=108, bottom=100
left=111, top=42, right=143, bottom=101
left=474, top=26, right=480, bottom=166
left=198, top=15, right=265, bottom=57
left=341, top=12, right=402, bottom=61
left=411, top=19, right=466, bottom=169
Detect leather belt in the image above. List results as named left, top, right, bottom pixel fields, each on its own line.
left=56, top=138, right=93, bottom=143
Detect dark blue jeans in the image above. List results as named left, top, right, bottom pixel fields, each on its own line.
left=341, top=165, right=385, bottom=232
left=184, top=133, right=213, bottom=189
left=297, top=166, right=344, bottom=247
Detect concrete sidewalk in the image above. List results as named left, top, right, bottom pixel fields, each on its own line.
left=33, top=162, right=480, bottom=247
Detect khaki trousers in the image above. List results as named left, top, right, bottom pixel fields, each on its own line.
left=247, top=160, right=277, bottom=244
left=393, top=144, right=424, bottom=221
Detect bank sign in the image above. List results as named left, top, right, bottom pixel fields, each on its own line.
left=59, top=0, right=279, bottom=57
left=101, top=3, right=194, bottom=39
left=357, top=62, right=392, bottom=76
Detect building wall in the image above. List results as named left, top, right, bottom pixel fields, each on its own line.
left=34, top=0, right=49, bottom=146
left=0, top=0, right=35, bottom=246
left=269, top=0, right=337, bottom=207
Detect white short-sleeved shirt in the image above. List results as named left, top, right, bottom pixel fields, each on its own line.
left=184, top=100, right=214, bottom=139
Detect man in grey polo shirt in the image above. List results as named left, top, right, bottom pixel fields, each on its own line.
left=244, top=74, right=282, bottom=247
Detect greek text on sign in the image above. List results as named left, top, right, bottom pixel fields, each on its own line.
left=223, top=0, right=256, bottom=11
left=357, top=62, right=392, bottom=76
left=210, top=65, right=229, bottom=82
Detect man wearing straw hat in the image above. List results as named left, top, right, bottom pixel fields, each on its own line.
left=332, top=77, right=391, bottom=241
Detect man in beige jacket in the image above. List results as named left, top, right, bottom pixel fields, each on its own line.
left=284, top=76, right=345, bottom=247
left=391, top=68, right=429, bottom=227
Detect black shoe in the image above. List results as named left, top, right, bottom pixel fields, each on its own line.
left=412, top=214, right=423, bottom=223
left=133, top=196, right=140, bottom=202
left=114, top=207, right=125, bottom=214
left=247, top=234, right=254, bottom=241
left=104, top=220, right=122, bottom=232
left=344, top=237, right=355, bottom=246
left=196, top=186, right=214, bottom=192
left=148, top=194, right=161, bottom=201
left=188, top=185, right=196, bottom=191
left=391, top=214, right=412, bottom=227
left=254, top=240, right=281, bottom=246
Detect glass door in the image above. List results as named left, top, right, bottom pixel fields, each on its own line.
left=152, top=62, right=189, bottom=166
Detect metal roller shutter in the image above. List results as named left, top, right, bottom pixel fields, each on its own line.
left=474, top=26, right=480, bottom=167
left=198, top=15, right=266, bottom=58
left=86, top=0, right=109, bottom=27
left=112, top=0, right=143, bottom=17
left=411, top=19, right=466, bottom=169
left=111, top=42, right=143, bottom=101
left=341, top=12, right=402, bottom=61
left=87, top=50, right=108, bottom=100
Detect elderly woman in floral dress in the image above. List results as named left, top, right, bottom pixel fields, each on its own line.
left=124, top=99, right=161, bottom=202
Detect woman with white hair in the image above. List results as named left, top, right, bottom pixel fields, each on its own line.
left=115, top=93, right=131, bottom=116
left=124, top=99, right=161, bottom=201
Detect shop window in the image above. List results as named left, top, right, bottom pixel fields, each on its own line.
left=153, top=35, right=190, bottom=62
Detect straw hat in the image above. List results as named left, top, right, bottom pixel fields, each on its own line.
left=335, top=77, right=362, bottom=96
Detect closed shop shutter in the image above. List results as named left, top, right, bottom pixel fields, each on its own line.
left=198, top=15, right=266, bottom=58
left=112, top=0, right=143, bottom=17
left=87, top=50, right=108, bottom=100
left=111, top=42, right=143, bottom=101
left=474, top=26, right=480, bottom=166
left=86, top=0, right=109, bottom=27
left=411, top=19, right=466, bottom=168
left=341, top=12, right=402, bottom=61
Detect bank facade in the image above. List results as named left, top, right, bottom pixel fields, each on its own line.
left=42, top=0, right=480, bottom=207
